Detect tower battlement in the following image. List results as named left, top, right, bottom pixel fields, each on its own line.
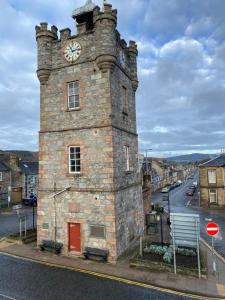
left=35, top=22, right=58, bottom=40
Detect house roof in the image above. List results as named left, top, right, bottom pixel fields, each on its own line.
left=18, top=161, right=39, bottom=175
left=200, top=155, right=225, bottom=167
left=0, top=161, right=10, bottom=172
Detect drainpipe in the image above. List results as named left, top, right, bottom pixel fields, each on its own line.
left=222, top=167, right=225, bottom=205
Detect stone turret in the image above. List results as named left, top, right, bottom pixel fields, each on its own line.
left=35, top=23, right=58, bottom=84
left=93, top=3, right=117, bottom=72
left=128, top=41, right=138, bottom=91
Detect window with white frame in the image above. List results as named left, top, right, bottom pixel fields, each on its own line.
left=124, top=145, right=130, bottom=171
left=209, top=189, right=217, bottom=203
left=0, top=172, right=2, bottom=181
left=69, top=146, right=81, bottom=173
left=68, top=81, right=79, bottom=109
left=208, top=170, right=216, bottom=184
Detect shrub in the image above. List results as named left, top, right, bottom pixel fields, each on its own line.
left=143, top=244, right=168, bottom=255
left=163, top=245, right=174, bottom=264
left=176, top=247, right=197, bottom=257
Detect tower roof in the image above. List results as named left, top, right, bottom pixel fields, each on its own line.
left=72, top=0, right=97, bottom=19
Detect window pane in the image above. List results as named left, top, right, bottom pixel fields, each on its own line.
left=76, top=165, right=81, bottom=172
left=70, top=147, right=75, bottom=154
left=208, top=170, right=216, bottom=184
left=68, top=82, right=79, bottom=109
left=71, top=165, right=75, bottom=172
left=69, top=147, right=81, bottom=173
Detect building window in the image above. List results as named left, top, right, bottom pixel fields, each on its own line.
left=0, top=172, right=2, bottom=181
left=208, top=170, right=216, bottom=184
left=30, top=176, right=35, bottom=184
left=90, top=225, right=105, bottom=239
left=122, top=86, right=128, bottom=113
left=209, top=189, right=217, bottom=204
left=124, top=145, right=130, bottom=171
left=68, top=81, right=79, bottom=109
left=69, top=146, right=81, bottom=173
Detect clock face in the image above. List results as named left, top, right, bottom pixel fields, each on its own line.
left=64, top=41, right=82, bottom=62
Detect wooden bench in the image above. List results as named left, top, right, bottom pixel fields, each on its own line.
left=40, top=240, right=63, bottom=255
left=83, top=247, right=109, bottom=261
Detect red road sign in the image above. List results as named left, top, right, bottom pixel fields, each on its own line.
left=206, top=222, right=219, bottom=236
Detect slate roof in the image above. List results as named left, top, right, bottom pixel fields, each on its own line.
left=0, top=161, right=10, bottom=172
left=200, top=155, right=225, bottom=167
left=72, top=0, right=97, bottom=18
left=18, top=161, right=39, bottom=175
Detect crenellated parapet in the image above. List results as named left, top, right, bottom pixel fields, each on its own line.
left=35, top=22, right=58, bottom=84
left=128, top=41, right=138, bottom=91
left=93, top=3, right=117, bottom=27
left=93, top=3, right=117, bottom=73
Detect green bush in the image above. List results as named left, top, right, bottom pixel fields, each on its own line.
left=176, top=247, right=197, bottom=257
left=163, top=245, right=174, bottom=264
left=143, top=244, right=168, bottom=255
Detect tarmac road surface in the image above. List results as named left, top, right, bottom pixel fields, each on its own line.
left=0, top=253, right=197, bottom=300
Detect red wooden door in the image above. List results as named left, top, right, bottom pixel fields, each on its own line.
left=68, top=223, right=81, bottom=252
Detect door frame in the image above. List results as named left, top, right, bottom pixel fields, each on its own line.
left=68, top=222, right=81, bottom=253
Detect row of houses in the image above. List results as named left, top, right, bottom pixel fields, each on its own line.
left=0, top=152, right=38, bottom=206
left=199, top=153, right=225, bottom=207
left=143, top=157, right=194, bottom=192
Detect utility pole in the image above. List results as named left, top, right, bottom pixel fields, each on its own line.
left=144, top=149, right=152, bottom=175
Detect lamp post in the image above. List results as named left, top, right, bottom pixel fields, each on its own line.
left=157, top=213, right=164, bottom=247
left=167, top=191, right=171, bottom=225
left=144, top=148, right=152, bottom=175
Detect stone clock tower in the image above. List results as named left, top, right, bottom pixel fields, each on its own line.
left=36, top=0, right=144, bottom=261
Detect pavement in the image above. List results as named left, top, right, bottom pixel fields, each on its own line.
left=0, top=206, right=36, bottom=238
left=0, top=237, right=224, bottom=299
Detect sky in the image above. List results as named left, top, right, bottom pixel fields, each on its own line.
left=0, top=0, right=225, bottom=158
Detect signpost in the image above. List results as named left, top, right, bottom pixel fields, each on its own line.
left=170, top=213, right=201, bottom=278
left=206, top=223, right=219, bottom=236
left=206, top=222, right=219, bottom=275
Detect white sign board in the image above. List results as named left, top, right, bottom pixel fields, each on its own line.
left=170, top=213, right=201, bottom=277
left=170, top=213, right=200, bottom=248
left=12, top=204, right=22, bottom=210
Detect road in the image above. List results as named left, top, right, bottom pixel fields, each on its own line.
left=0, top=253, right=196, bottom=300
left=0, top=207, right=36, bottom=238
left=152, top=171, right=225, bottom=258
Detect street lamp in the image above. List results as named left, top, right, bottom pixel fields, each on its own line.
left=156, top=213, right=164, bottom=247
left=167, top=191, right=171, bottom=225
left=144, top=149, right=152, bottom=175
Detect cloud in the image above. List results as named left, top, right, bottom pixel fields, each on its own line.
left=0, top=0, right=225, bottom=157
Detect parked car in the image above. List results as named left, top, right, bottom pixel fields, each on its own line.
left=186, top=188, right=195, bottom=196
left=161, top=186, right=170, bottom=193
left=23, top=195, right=37, bottom=206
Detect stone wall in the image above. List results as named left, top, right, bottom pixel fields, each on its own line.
left=199, top=166, right=225, bottom=206
left=115, top=185, right=144, bottom=256
left=0, top=171, right=10, bottom=194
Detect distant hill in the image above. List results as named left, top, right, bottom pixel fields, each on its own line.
left=1, top=150, right=38, bottom=162
left=165, top=153, right=218, bottom=163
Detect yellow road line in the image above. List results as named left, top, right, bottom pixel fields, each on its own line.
left=0, top=251, right=223, bottom=300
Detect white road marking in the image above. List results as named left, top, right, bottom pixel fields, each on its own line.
left=0, top=293, right=17, bottom=300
